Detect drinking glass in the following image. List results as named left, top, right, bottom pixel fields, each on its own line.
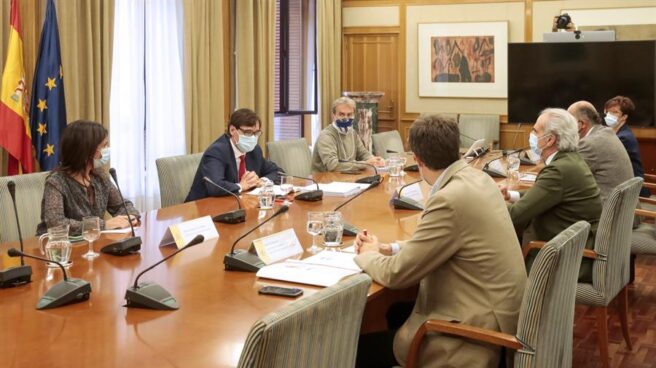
left=258, top=182, right=275, bottom=209
left=306, top=212, right=324, bottom=254
left=322, top=211, right=343, bottom=249
left=387, top=157, right=403, bottom=177
left=39, top=224, right=72, bottom=268
left=280, top=175, right=294, bottom=195
left=82, top=216, right=101, bottom=259
left=506, top=155, right=521, bottom=190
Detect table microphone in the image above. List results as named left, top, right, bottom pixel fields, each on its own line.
left=101, top=168, right=142, bottom=256
left=8, top=248, right=91, bottom=310
left=334, top=183, right=377, bottom=236
left=125, top=234, right=205, bottom=310
left=278, top=171, right=323, bottom=201
left=386, top=150, right=418, bottom=172
left=224, top=205, right=289, bottom=272
left=392, top=180, right=424, bottom=211
left=482, top=154, right=507, bottom=178
left=202, top=177, right=246, bottom=223
left=338, top=160, right=381, bottom=186
left=0, top=181, right=32, bottom=288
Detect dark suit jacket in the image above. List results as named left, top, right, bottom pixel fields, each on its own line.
left=616, top=124, right=650, bottom=197
left=185, top=134, right=280, bottom=201
left=508, top=151, right=602, bottom=281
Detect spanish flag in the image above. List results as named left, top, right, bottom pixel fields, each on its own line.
left=0, top=0, right=34, bottom=175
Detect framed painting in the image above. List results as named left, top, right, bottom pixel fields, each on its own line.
left=418, top=21, right=508, bottom=98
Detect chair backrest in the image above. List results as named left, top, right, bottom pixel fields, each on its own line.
left=589, top=177, right=643, bottom=302
left=237, top=274, right=372, bottom=368
left=266, top=139, right=312, bottom=177
left=514, top=221, right=590, bottom=368
left=458, top=114, right=500, bottom=149
left=371, top=130, right=405, bottom=159
left=0, top=171, right=50, bottom=243
left=155, top=152, right=203, bottom=208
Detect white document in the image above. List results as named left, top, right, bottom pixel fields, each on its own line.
left=252, top=228, right=304, bottom=265
left=101, top=227, right=136, bottom=234
left=298, top=250, right=361, bottom=272
left=397, top=182, right=424, bottom=203
left=256, top=261, right=361, bottom=287
left=159, top=215, right=218, bottom=249
left=245, top=185, right=288, bottom=196
left=301, top=182, right=369, bottom=197
left=520, top=173, right=537, bottom=182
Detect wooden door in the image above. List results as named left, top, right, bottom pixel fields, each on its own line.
left=343, top=32, right=400, bottom=133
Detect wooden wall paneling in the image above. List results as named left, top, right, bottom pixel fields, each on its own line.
left=342, top=29, right=400, bottom=134
left=499, top=122, right=532, bottom=150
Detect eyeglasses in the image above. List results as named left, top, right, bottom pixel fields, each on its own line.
left=238, top=128, right=262, bottom=138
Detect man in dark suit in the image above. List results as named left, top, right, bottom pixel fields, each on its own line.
left=568, top=100, right=633, bottom=204
left=185, top=108, right=280, bottom=201
left=501, top=108, right=602, bottom=282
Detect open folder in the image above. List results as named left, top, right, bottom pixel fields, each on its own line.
left=256, top=250, right=362, bottom=287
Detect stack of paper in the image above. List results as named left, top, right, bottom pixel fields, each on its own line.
left=256, top=250, right=362, bottom=287
left=300, top=182, right=369, bottom=197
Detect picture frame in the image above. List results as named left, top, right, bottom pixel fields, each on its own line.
left=418, top=21, right=508, bottom=98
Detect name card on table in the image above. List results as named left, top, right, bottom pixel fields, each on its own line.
left=160, top=215, right=219, bottom=249
left=252, top=228, right=303, bottom=265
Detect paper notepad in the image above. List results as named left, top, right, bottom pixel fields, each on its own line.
left=300, top=182, right=369, bottom=197
left=256, top=250, right=362, bottom=287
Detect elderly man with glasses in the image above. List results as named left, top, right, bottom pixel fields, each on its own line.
left=186, top=108, right=281, bottom=201
left=500, top=108, right=602, bottom=282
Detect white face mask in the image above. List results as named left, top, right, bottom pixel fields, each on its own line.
left=236, top=133, right=258, bottom=153
left=604, top=113, right=619, bottom=127
left=94, top=147, right=110, bottom=168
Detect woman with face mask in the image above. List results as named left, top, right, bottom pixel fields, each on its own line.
left=37, top=120, right=139, bottom=235
left=603, top=95, right=650, bottom=197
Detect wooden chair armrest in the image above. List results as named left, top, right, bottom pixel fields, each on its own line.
left=639, top=197, right=656, bottom=206
left=644, top=173, right=656, bottom=182
left=521, top=241, right=546, bottom=258
left=582, top=249, right=599, bottom=259
left=406, top=320, right=522, bottom=368
left=636, top=208, right=656, bottom=219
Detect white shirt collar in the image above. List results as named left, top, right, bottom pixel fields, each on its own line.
left=545, top=151, right=558, bottom=165
left=584, top=126, right=594, bottom=138
left=230, top=136, right=244, bottom=160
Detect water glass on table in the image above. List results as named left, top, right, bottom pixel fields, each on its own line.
left=322, top=211, right=344, bottom=250
left=306, top=212, right=324, bottom=254
left=280, top=175, right=294, bottom=196
left=39, top=224, right=72, bottom=268
left=387, top=157, right=403, bottom=177
left=82, top=216, right=101, bottom=259
left=506, top=155, right=521, bottom=190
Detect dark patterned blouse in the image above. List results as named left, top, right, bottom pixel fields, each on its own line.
left=36, top=169, right=139, bottom=235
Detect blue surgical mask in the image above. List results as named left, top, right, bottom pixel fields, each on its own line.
left=529, top=133, right=542, bottom=156
left=334, top=118, right=353, bottom=134
left=94, top=147, right=110, bottom=168
left=604, top=113, right=619, bottom=127
left=236, top=134, right=258, bottom=153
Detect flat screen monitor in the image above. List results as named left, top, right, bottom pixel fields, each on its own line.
left=508, top=40, right=656, bottom=127
left=542, top=30, right=616, bottom=43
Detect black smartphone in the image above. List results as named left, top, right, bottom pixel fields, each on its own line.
left=258, top=286, right=303, bottom=298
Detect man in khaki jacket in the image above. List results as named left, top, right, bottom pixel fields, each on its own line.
left=354, top=114, right=527, bottom=367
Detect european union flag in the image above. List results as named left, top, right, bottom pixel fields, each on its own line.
left=29, top=0, right=66, bottom=171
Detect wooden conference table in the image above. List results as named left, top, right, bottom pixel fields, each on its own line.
left=0, top=153, right=536, bottom=368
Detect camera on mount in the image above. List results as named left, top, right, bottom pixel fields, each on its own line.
left=556, top=13, right=572, bottom=30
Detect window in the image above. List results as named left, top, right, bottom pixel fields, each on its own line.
left=273, top=0, right=317, bottom=141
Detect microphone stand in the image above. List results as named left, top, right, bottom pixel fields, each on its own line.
left=8, top=248, right=91, bottom=310
left=392, top=180, right=424, bottom=211
left=224, top=205, right=290, bottom=272
left=278, top=172, right=323, bottom=201
left=101, top=169, right=142, bottom=256
left=338, top=160, right=381, bottom=186
left=0, top=181, right=32, bottom=288
left=334, top=184, right=377, bottom=236
left=203, top=177, right=246, bottom=223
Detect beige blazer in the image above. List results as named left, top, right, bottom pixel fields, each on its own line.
left=355, top=160, right=527, bottom=367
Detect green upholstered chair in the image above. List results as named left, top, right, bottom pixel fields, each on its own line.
left=237, top=274, right=372, bottom=368
left=575, top=177, right=642, bottom=368
left=266, top=139, right=312, bottom=177
left=407, top=221, right=590, bottom=368
left=458, top=114, right=500, bottom=149
left=0, top=171, right=49, bottom=243
left=155, top=152, right=203, bottom=208
left=371, top=130, right=405, bottom=159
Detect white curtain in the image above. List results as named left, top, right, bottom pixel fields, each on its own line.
left=110, top=0, right=186, bottom=211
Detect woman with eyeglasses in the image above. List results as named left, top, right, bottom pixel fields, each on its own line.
left=37, top=120, right=140, bottom=235
left=185, top=108, right=281, bottom=201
